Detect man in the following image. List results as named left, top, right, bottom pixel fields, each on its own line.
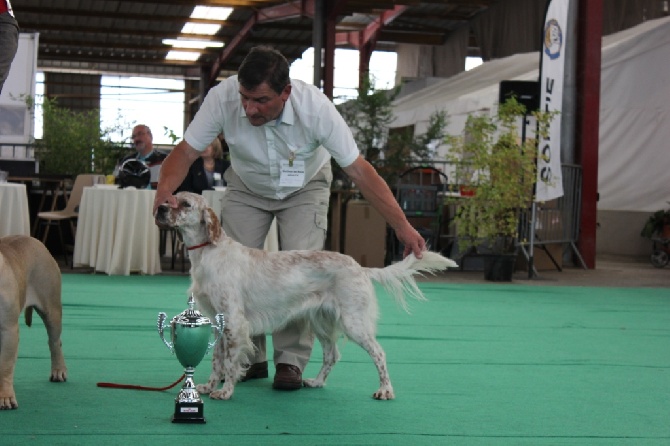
left=116, top=124, right=167, bottom=187
left=153, top=46, right=425, bottom=391
left=0, top=0, right=18, bottom=94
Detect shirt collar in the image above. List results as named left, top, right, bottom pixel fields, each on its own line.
left=279, top=97, right=294, bottom=126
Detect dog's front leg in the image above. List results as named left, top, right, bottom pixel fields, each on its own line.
left=196, top=340, right=224, bottom=395
left=209, top=326, right=244, bottom=400
left=0, top=321, right=20, bottom=409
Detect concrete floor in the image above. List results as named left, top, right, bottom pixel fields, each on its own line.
left=434, top=254, right=670, bottom=288
left=61, top=250, right=670, bottom=289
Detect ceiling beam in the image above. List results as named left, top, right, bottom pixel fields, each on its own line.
left=208, top=12, right=258, bottom=86
left=12, top=6, right=237, bottom=25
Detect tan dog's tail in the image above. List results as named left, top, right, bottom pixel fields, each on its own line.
left=25, top=306, right=34, bottom=327
left=365, top=252, right=457, bottom=313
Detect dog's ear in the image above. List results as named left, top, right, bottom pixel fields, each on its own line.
left=203, top=207, right=222, bottom=244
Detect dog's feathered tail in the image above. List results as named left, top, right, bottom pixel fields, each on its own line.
left=365, top=252, right=458, bottom=313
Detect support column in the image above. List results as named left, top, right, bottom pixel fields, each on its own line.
left=574, top=0, right=603, bottom=269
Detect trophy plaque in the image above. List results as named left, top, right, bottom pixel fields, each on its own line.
left=157, top=294, right=224, bottom=423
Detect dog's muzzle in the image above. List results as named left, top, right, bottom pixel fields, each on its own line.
left=155, top=204, right=171, bottom=226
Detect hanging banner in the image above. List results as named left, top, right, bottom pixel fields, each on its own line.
left=536, top=0, right=568, bottom=201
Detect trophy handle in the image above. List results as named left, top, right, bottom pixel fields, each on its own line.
left=206, top=313, right=225, bottom=354
left=157, top=312, right=174, bottom=352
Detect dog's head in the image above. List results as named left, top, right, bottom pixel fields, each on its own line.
left=155, top=191, right=222, bottom=245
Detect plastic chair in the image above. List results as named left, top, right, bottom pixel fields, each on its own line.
left=389, top=166, right=448, bottom=262
left=35, top=174, right=105, bottom=266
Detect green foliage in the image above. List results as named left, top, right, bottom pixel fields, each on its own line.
left=337, top=75, right=399, bottom=162
left=640, top=208, right=670, bottom=239
left=31, top=96, right=127, bottom=176
left=445, top=97, right=555, bottom=253
left=337, top=74, right=448, bottom=187
left=163, top=126, right=180, bottom=145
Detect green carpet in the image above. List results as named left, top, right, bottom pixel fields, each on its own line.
left=2, top=275, right=669, bottom=445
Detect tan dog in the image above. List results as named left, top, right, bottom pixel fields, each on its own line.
left=0, top=235, right=67, bottom=410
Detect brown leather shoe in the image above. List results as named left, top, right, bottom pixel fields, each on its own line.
left=238, top=361, right=268, bottom=382
left=272, top=363, right=303, bottom=390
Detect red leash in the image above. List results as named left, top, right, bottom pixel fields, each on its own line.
left=97, top=374, right=185, bottom=391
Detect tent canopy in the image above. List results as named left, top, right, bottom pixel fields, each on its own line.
left=391, top=16, right=670, bottom=212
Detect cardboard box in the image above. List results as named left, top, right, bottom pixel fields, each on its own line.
left=343, top=199, right=386, bottom=267
left=516, top=244, right=564, bottom=271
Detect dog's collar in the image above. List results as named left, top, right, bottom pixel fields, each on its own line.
left=186, top=241, right=212, bottom=251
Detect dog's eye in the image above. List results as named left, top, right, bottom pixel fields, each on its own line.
left=182, top=202, right=191, bottom=208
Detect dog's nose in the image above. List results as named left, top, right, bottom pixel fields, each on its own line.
left=156, top=205, right=168, bottom=218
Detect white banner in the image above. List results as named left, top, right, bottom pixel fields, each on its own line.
left=536, top=0, right=568, bottom=202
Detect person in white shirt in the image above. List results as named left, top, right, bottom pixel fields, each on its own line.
left=153, top=46, right=425, bottom=391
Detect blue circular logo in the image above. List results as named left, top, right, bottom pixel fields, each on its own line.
left=544, top=19, right=563, bottom=60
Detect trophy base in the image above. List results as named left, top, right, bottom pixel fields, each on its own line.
left=172, top=401, right=206, bottom=424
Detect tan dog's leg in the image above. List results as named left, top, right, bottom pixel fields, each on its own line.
left=28, top=238, right=68, bottom=383
left=0, top=318, right=20, bottom=409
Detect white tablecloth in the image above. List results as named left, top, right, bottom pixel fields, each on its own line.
left=0, top=183, right=31, bottom=237
left=73, top=186, right=161, bottom=275
left=202, top=188, right=278, bottom=251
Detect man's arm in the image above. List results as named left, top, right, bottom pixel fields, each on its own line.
left=342, top=155, right=425, bottom=258
left=152, top=140, right=201, bottom=213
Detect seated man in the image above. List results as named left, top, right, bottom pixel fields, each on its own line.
left=115, top=124, right=167, bottom=187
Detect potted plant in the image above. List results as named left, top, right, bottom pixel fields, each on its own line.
left=444, top=97, right=555, bottom=281
left=640, top=205, right=670, bottom=268
left=32, top=97, right=127, bottom=177
left=337, top=74, right=448, bottom=188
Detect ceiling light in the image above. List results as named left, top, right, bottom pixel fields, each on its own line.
left=164, top=6, right=233, bottom=62
left=182, top=22, right=221, bottom=35
left=163, top=39, right=224, bottom=49
left=191, top=6, right=233, bottom=20
left=165, top=51, right=201, bottom=62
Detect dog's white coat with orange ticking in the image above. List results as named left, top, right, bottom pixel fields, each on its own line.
left=155, top=192, right=456, bottom=400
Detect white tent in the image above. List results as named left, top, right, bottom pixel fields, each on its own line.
left=391, top=16, right=670, bottom=213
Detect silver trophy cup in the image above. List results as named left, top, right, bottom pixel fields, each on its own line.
left=157, top=294, right=224, bottom=423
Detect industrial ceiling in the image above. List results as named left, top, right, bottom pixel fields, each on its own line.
left=12, top=0, right=497, bottom=80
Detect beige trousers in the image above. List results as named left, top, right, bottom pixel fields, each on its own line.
left=220, top=163, right=332, bottom=371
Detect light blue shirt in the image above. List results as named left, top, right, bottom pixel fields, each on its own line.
left=184, top=76, right=360, bottom=199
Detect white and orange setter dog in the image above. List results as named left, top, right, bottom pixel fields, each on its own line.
left=155, top=192, right=457, bottom=400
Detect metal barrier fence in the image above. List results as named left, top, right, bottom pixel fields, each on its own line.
left=517, top=164, right=587, bottom=270
left=390, top=160, right=586, bottom=271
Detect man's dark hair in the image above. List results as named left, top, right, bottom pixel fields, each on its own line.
left=238, top=46, right=290, bottom=94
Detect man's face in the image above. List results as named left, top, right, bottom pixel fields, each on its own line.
left=132, top=126, right=152, bottom=155
left=239, top=82, right=291, bottom=126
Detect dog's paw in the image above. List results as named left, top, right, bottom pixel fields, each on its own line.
left=372, top=387, right=395, bottom=400
left=0, top=395, right=18, bottom=410
left=50, top=368, right=67, bottom=382
left=196, top=383, right=215, bottom=394
left=210, top=383, right=234, bottom=400
left=302, top=378, right=324, bottom=388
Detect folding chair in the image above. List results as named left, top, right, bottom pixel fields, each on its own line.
left=35, top=174, right=105, bottom=266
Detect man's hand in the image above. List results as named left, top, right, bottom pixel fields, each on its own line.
left=153, top=190, right=177, bottom=215
left=151, top=140, right=201, bottom=215
left=395, top=223, right=426, bottom=259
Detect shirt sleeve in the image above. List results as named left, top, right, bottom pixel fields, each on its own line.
left=183, top=81, right=229, bottom=152
left=316, top=97, right=360, bottom=168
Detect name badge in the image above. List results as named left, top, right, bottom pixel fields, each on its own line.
left=279, top=160, right=305, bottom=187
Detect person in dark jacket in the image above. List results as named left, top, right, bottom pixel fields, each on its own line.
left=177, top=136, right=230, bottom=194
left=0, top=0, right=18, bottom=94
